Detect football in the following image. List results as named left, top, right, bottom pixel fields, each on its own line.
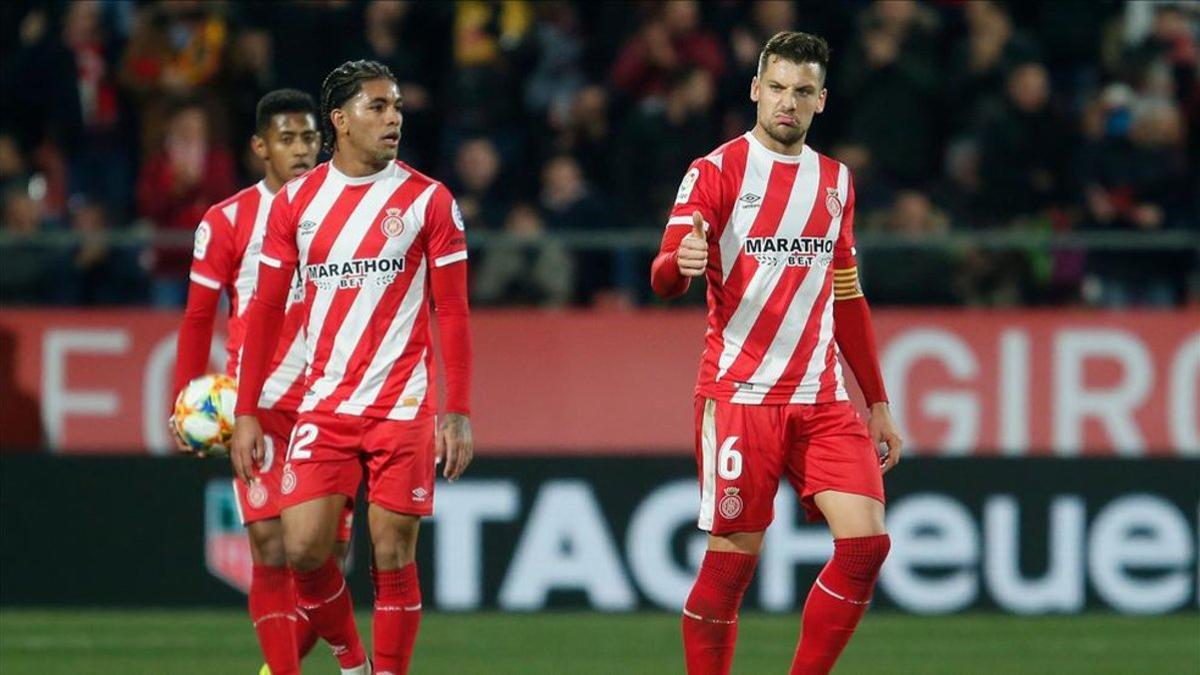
left=173, top=374, right=238, bottom=455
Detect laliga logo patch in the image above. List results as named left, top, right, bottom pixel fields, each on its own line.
left=281, top=464, right=297, bottom=495
left=193, top=221, right=211, bottom=259
left=380, top=207, right=405, bottom=238
left=247, top=481, right=268, bottom=509
left=675, top=167, right=700, bottom=204
left=825, top=187, right=843, bottom=218
left=451, top=200, right=465, bottom=231
left=719, top=487, right=743, bottom=519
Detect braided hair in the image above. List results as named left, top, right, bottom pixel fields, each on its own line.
left=319, top=60, right=397, bottom=154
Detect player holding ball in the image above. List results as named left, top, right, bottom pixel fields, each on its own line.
left=651, top=32, right=902, bottom=675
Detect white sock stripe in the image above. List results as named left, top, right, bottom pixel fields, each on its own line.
left=815, top=578, right=870, bottom=606
left=300, top=578, right=347, bottom=610
left=681, top=607, right=737, bottom=624
left=252, top=611, right=298, bottom=627
left=374, top=603, right=423, bottom=612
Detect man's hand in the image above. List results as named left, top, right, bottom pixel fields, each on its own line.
left=436, top=413, right=474, bottom=482
left=677, top=211, right=708, bottom=278
left=867, top=402, right=903, bottom=474
left=166, top=415, right=201, bottom=456
left=230, top=415, right=265, bottom=484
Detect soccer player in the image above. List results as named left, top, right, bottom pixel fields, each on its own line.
left=650, top=32, right=903, bottom=675
left=230, top=60, right=473, bottom=675
left=171, top=89, right=354, bottom=675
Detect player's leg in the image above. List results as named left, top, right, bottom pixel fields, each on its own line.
left=278, top=411, right=369, bottom=673
left=683, top=398, right=785, bottom=675
left=362, top=413, right=436, bottom=675
left=244, top=519, right=299, bottom=675
left=787, top=402, right=889, bottom=675
left=368, top=504, right=423, bottom=674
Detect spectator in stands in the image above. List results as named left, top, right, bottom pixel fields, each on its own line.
left=614, top=67, right=716, bottom=225
left=837, top=1, right=941, bottom=184
left=451, top=137, right=511, bottom=232
left=610, top=0, right=724, bottom=104
left=975, top=62, right=1071, bottom=225
left=550, top=85, right=613, bottom=188
left=540, top=154, right=607, bottom=231
left=946, top=0, right=1040, bottom=135
left=860, top=190, right=961, bottom=305
left=136, top=99, right=236, bottom=307
left=473, top=202, right=574, bottom=307
left=0, top=188, right=65, bottom=305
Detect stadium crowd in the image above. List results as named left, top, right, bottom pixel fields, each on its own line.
left=1, top=0, right=1197, bottom=307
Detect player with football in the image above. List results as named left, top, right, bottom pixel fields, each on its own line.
left=651, top=32, right=902, bottom=675
left=171, top=89, right=354, bottom=675
left=231, top=60, right=474, bottom=675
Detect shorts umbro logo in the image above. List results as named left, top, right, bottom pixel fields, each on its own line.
left=412, top=487, right=429, bottom=502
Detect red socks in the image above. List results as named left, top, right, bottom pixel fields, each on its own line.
left=791, top=534, right=891, bottom=675
left=681, top=550, right=759, bottom=675
left=249, top=565, right=300, bottom=675
left=293, top=557, right=367, bottom=670
left=293, top=606, right=319, bottom=659
left=372, top=563, right=423, bottom=674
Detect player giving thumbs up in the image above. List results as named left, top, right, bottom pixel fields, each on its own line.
left=677, top=211, right=708, bottom=277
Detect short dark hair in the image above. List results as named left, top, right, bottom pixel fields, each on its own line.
left=255, top=89, right=317, bottom=135
left=319, top=60, right=397, bottom=153
left=758, top=31, right=831, bottom=80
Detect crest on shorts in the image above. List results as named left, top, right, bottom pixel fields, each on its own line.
left=825, top=187, right=842, bottom=218
left=247, top=481, right=268, bottom=509
left=719, top=487, right=743, bottom=519
left=380, top=207, right=405, bottom=238
left=281, top=463, right=297, bottom=495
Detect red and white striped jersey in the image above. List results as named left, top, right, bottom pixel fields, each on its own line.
left=259, top=160, right=468, bottom=420
left=667, top=132, right=857, bottom=405
left=189, top=181, right=307, bottom=410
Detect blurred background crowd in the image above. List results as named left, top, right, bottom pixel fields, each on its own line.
left=1, top=0, right=1197, bottom=308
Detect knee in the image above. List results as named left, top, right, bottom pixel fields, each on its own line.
left=370, top=519, right=419, bottom=569
left=285, top=532, right=334, bottom=572
left=249, top=534, right=287, bottom=568
left=833, top=533, right=890, bottom=581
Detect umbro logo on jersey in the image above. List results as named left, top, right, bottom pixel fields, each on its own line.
left=739, top=193, right=762, bottom=207
left=299, top=220, right=318, bottom=236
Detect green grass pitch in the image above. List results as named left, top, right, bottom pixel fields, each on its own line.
left=1, top=610, right=1196, bottom=674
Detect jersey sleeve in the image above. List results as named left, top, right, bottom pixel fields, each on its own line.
left=188, top=206, right=238, bottom=290
left=665, top=157, right=723, bottom=236
left=833, top=176, right=863, bottom=301
left=259, top=188, right=300, bottom=270
left=423, top=184, right=469, bottom=268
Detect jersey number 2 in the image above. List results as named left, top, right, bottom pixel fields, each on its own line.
left=287, top=423, right=318, bottom=462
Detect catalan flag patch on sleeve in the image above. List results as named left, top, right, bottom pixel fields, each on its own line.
left=833, top=266, right=863, bottom=300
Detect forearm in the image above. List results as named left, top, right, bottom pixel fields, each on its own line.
left=650, top=227, right=691, bottom=299
left=172, top=281, right=221, bottom=401
left=833, top=295, right=888, bottom=405
left=431, top=263, right=472, bottom=415
left=233, top=265, right=291, bottom=416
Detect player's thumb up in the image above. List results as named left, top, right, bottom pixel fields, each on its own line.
left=691, top=211, right=706, bottom=240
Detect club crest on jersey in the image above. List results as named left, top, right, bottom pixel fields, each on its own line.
left=380, top=207, right=405, bottom=238
left=825, top=187, right=843, bottom=218
left=719, top=487, right=743, bottom=519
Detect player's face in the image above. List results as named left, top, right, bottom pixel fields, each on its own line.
left=257, top=112, right=319, bottom=180
left=751, top=58, right=827, bottom=149
left=336, top=78, right=403, bottom=164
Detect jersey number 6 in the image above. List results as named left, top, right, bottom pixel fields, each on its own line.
left=718, top=436, right=743, bottom=480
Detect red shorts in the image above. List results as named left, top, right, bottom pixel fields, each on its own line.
left=278, top=410, right=436, bottom=517
left=693, top=398, right=885, bottom=535
left=232, top=408, right=353, bottom=542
